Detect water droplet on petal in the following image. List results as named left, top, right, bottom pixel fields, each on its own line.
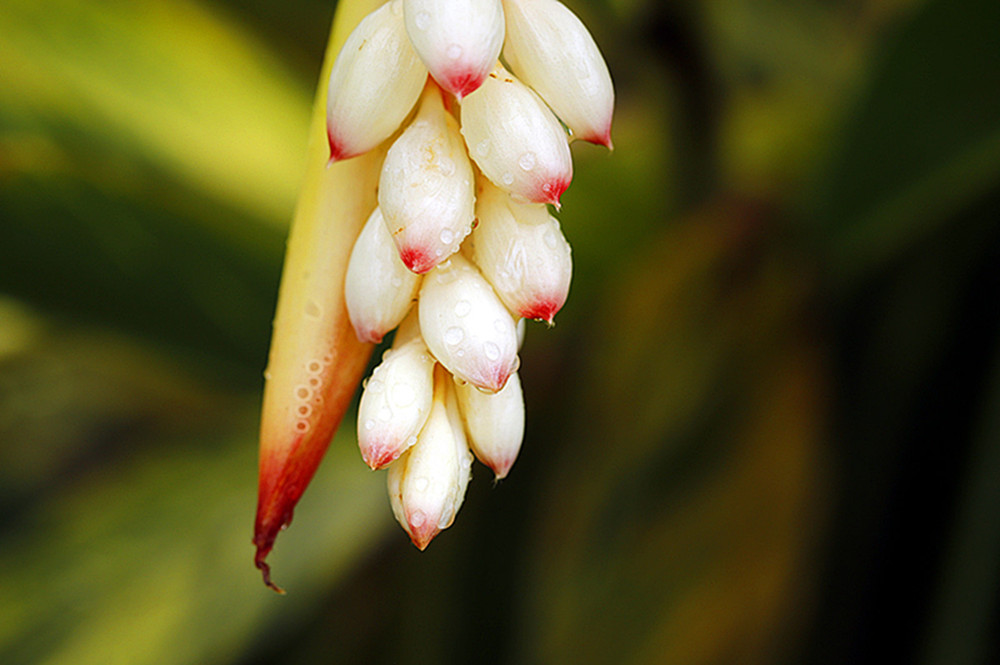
left=483, top=341, right=501, bottom=361
left=454, top=300, right=472, bottom=317
left=493, top=318, right=507, bottom=333
left=446, top=44, right=462, bottom=60
left=444, top=326, right=465, bottom=345
left=476, top=140, right=490, bottom=157
left=415, top=476, right=429, bottom=492
left=440, top=228, right=455, bottom=245
left=501, top=172, right=514, bottom=186
left=414, top=11, right=430, bottom=30
left=518, top=152, right=536, bottom=171
left=364, top=419, right=376, bottom=431
left=377, top=406, right=392, bottom=422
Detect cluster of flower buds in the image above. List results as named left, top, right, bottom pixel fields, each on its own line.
left=329, top=0, right=613, bottom=549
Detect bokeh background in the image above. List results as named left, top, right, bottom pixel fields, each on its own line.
left=2, top=0, right=999, bottom=663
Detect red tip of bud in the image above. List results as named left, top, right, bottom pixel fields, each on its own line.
left=439, top=69, right=486, bottom=100
left=326, top=126, right=350, bottom=163
left=537, top=176, right=570, bottom=208
left=490, top=457, right=516, bottom=481
left=353, top=325, right=385, bottom=345
left=582, top=125, right=614, bottom=150
left=399, top=245, right=437, bottom=274
left=520, top=299, right=562, bottom=325
left=406, top=510, right=441, bottom=550
left=362, top=443, right=400, bottom=470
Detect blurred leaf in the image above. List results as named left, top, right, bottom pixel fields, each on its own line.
left=811, top=0, right=1000, bottom=284
left=0, top=413, right=391, bottom=665
left=0, top=0, right=319, bottom=375
left=0, top=0, right=312, bottom=223
left=517, top=201, right=827, bottom=665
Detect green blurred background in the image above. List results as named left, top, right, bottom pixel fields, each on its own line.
left=2, top=0, right=999, bottom=663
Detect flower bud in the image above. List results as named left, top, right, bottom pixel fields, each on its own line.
left=472, top=180, right=572, bottom=323
left=501, top=0, right=614, bottom=148
left=460, top=64, right=572, bottom=207
left=403, top=0, right=505, bottom=98
left=380, top=83, right=476, bottom=274
left=345, top=207, right=422, bottom=343
left=388, top=365, right=473, bottom=549
left=455, top=372, right=524, bottom=479
left=419, top=254, right=519, bottom=392
left=357, top=329, right=436, bottom=469
left=326, top=1, right=428, bottom=162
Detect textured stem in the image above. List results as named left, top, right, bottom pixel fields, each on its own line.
left=254, top=0, right=385, bottom=593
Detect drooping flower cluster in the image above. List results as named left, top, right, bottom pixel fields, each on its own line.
left=330, top=0, right=613, bottom=549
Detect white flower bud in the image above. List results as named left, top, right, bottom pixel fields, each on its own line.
left=419, top=254, right=519, bottom=392
left=472, top=180, right=572, bottom=323
left=403, top=0, right=505, bottom=99
left=345, top=207, right=422, bottom=343
left=455, top=372, right=524, bottom=479
left=501, top=0, right=614, bottom=148
left=326, top=1, right=428, bottom=162
left=460, top=64, right=572, bottom=207
left=388, top=365, right=473, bottom=549
left=380, top=83, right=476, bottom=274
left=357, top=333, right=436, bottom=469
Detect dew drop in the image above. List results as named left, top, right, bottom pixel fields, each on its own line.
left=409, top=509, right=427, bottom=527
left=518, top=152, right=536, bottom=171
left=377, top=406, right=392, bottom=422
left=483, top=341, right=501, bottom=361
left=307, top=360, right=322, bottom=373
left=297, top=404, right=312, bottom=417
left=295, top=420, right=310, bottom=432
left=444, top=326, right=465, bottom=345
left=453, top=299, right=472, bottom=317
left=456, top=349, right=465, bottom=357
left=364, top=419, right=376, bottom=431
left=414, top=11, right=430, bottom=30
left=493, top=318, right=508, bottom=333
left=368, top=379, right=384, bottom=393
left=438, top=509, right=454, bottom=529
left=414, top=476, right=430, bottom=492
left=440, top=228, right=455, bottom=245
left=501, top=172, right=514, bottom=186
left=263, top=370, right=272, bottom=381
left=392, top=383, right=416, bottom=407
left=406, top=435, right=418, bottom=448
left=446, top=43, right=463, bottom=60
left=475, top=140, right=490, bottom=157
left=295, top=385, right=311, bottom=400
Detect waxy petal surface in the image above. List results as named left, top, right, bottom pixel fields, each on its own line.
left=473, top=180, right=572, bottom=323
left=418, top=254, right=519, bottom=392
left=403, top=0, right=505, bottom=98
left=326, top=0, right=427, bottom=162
left=380, top=83, right=476, bottom=273
left=502, top=0, right=614, bottom=147
left=455, top=371, right=524, bottom=479
left=345, top=206, right=422, bottom=343
left=387, top=366, right=473, bottom=549
left=460, top=64, right=572, bottom=206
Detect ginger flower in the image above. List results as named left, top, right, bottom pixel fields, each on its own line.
left=255, top=0, right=613, bottom=589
